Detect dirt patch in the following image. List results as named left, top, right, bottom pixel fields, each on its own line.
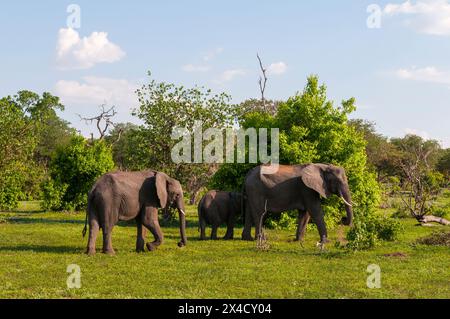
left=383, top=252, right=408, bottom=258
left=417, top=231, right=450, bottom=247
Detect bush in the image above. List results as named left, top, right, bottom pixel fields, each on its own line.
left=346, top=209, right=403, bottom=250
left=0, top=168, right=25, bottom=210
left=42, top=136, right=114, bottom=211
left=417, top=231, right=450, bottom=247
left=266, top=211, right=298, bottom=231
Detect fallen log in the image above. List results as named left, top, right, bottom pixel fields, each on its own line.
left=419, top=215, right=450, bottom=226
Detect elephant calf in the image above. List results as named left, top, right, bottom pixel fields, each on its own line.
left=198, top=191, right=242, bottom=240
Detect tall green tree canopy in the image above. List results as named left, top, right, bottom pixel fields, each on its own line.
left=130, top=73, right=238, bottom=202
left=0, top=91, right=71, bottom=209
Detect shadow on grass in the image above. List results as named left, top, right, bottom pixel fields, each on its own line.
left=7, top=218, right=85, bottom=225
left=0, top=245, right=81, bottom=254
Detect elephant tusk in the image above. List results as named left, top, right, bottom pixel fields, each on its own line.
left=179, top=209, right=186, bottom=216
left=340, top=197, right=353, bottom=207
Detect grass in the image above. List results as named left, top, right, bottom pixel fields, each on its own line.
left=0, top=200, right=449, bottom=299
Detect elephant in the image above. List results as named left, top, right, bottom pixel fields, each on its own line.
left=82, top=170, right=187, bottom=255
left=241, top=163, right=353, bottom=249
left=197, top=191, right=242, bottom=240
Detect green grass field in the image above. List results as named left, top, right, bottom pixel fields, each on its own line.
left=0, top=201, right=449, bottom=299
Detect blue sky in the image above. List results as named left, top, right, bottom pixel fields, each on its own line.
left=0, top=0, right=449, bottom=147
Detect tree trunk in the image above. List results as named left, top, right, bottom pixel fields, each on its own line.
left=419, top=215, right=450, bottom=226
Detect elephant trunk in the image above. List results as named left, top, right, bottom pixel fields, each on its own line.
left=340, top=187, right=353, bottom=226
left=177, top=198, right=187, bottom=247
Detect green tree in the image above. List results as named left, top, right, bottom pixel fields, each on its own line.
left=42, top=136, right=115, bottom=211
left=349, top=119, right=402, bottom=182
left=132, top=72, right=237, bottom=203
left=0, top=91, right=69, bottom=208
left=436, top=148, right=450, bottom=179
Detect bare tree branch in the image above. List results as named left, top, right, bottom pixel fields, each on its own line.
left=257, top=53, right=268, bottom=112
left=78, top=104, right=122, bottom=142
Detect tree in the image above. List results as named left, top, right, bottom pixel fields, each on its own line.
left=0, top=91, right=68, bottom=209
left=42, top=136, right=115, bottom=211
left=105, top=123, right=142, bottom=170
left=349, top=119, right=402, bottom=182
left=436, top=148, right=450, bottom=179
left=391, top=135, right=449, bottom=226
left=132, top=72, right=237, bottom=203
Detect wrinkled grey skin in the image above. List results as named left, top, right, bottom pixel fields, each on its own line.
left=241, top=164, right=353, bottom=247
left=198, top=191, right=242, bottom=240
left=84, top=170, right=187, bottom=255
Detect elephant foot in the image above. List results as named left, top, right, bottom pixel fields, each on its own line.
left=200, top=236, right=207, bottom=241
left=102, top=249, right=116, bottom=256
left=242, top=234, right=254, bottom=241
left=316, top=238, right=330, bottom=251
left=86, top=249, right=96, bottom=256
left=177, top=241, right=186, bottom=248
left=146, top=242, right=162, bottom=251
left=136, top=239, right=145, bottom=252
left=223, top=236, right=233, bottom=240
left=136, top=246, right=145, bottom=253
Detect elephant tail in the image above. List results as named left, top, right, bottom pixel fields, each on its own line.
left=82, top=191, right=93, bottom=238
left=82, top=210, right=88, bottom=238
left=241, top=182, right=246, bottom=225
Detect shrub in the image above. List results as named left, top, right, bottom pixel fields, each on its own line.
left=42, top=136, right=114, bottom=211
left=0, top=169, right=25, bottom=210
left=346, top=208, right=403, bottom=250
left=417, top=231, right=450, bottom=247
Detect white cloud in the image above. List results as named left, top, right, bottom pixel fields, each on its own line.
left=394, top=66, right=450, bottom=85
left=216, top=69, right=247, bottom=83
left=203, top=47, right=224, bottom=62
left=182, top=64, right=211, bottom=72
left=54, top=76, right=138, bottom=108
left=384, top=0, right=450, bottom=36
left=267, top=62, right=288, bottom=75
left=56, top=28, right=126, bottom=70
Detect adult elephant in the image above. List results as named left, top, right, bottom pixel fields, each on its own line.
left=83, top=170, right=187, bottom=255
left=241, top=164, right=353, bottom=249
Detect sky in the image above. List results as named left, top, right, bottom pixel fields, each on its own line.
left=0, top=0, right=449, bottom=147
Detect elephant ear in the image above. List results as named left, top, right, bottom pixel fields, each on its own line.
left=155, top=173, right=168, bottom=208
left=301, top=164, right=329, bottom=198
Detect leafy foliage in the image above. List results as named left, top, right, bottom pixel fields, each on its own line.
left=130, top=72, right=237, bottom=203
left=0, top=91, right=71, bottom=209
left=42, top=136, right=115, bottom=211
left=346, top=209, right=403, bottom=250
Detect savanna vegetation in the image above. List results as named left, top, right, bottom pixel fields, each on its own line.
left=0, top=71, right=449, bottom=299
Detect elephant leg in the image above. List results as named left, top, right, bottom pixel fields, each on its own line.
left=102, top=224, right=115, bottom=255
left=210, top=225, right=218, bottom=240
left=295, top=211, right=310, bottom=242
left=241, top=201, right=254, bottom=241
left=142, top=206, right=164, bottom=251
left=136, top=217, right=147, bottom=252
left=86, top=214, right=99, bottom=256
left=309, top=203, right=328, bottom=250
left=199, top=217, right=207, bottom=240
left=224, top=220, right=234, bottom=240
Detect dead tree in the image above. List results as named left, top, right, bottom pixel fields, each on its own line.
left=78, top=104, right=123, bottom=143
left=397, top=142, right=450, bottom=226
left=257, top=53, right=268, bottom=111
